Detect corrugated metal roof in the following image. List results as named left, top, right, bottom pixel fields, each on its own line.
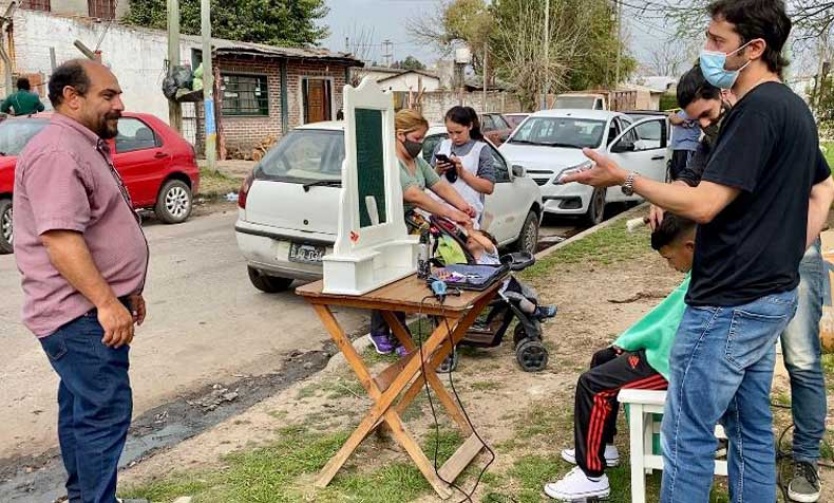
left=181, top=34, right=363, bottom=66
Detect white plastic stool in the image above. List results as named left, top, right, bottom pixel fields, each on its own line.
left=618, top=389, right=728, bottom=503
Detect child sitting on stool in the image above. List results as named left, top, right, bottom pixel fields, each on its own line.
left=544, top=214, right=696, bottom=501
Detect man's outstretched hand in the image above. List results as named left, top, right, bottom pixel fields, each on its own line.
left=560, top=149, right=628, bottom=188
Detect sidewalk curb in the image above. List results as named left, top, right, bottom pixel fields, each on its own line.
left=534, top=203, right=649, bottom=261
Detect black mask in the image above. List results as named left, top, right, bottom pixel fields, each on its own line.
left=403, top=139, right=423, bottom=159
left=703, top=102, right=730, bottom=146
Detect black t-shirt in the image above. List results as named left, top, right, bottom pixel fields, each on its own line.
left=687, top=82, right=831, bottom=307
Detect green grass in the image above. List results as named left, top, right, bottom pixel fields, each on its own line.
left=522, top=219, right=652, bottom=279
left=198, top=167, right=241, bottom=198
left=120, top=423, right=468, bottom=503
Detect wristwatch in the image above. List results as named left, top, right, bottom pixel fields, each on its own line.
left=621, top=172, right=637, bottom=196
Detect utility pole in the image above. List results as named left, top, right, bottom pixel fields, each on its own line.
left=541, top=0, right=550, bottom=110
left=614, top=0, right=623, bottom=89
left=382, top=39, right=393, bottom=67
left=0, top=1, right=19, bottom=97
left=482, top=41, right=488, bottom=112
left=167, top=0, right=183, bottom=132
left=201, top=0, right=216, bottom=169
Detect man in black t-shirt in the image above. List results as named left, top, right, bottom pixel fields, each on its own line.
left=560, top=1, right=834, bottom=502
left=650, top=64, right=833, bottom=503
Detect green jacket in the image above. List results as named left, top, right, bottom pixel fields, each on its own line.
left=1, top=90, right=45, bottom=116
left=612, top=274, right=690, bottom=380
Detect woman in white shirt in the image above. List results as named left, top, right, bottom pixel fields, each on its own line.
left=431, top=106, right=496, bottom=226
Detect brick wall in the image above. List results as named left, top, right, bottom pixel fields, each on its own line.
left=417, top=91, right=524, bottom=124
left=197, top=56, right=351, bottom=159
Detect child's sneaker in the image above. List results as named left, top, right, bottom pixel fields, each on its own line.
left=544, top=466, right=610, bottom=501
left=561, top=445, right=619, bottom=467
left=534, top=305, right=558, bottom=320
left=395, top=344, right=410, bottom=358
left=369, top=333, right=395, bottom=355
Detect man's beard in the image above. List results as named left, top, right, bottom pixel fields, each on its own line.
left=97, top=112, right=121, bottom=139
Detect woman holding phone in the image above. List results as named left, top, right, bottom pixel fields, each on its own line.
left=367, top=109, right=475, bottom=358
left=431, top=106, right=496, bottom=226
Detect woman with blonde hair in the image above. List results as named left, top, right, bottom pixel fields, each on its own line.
left=368, top=109, right=475, bottom=357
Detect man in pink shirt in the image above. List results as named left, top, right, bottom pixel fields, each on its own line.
left=13, top=59, right=149, bottom=503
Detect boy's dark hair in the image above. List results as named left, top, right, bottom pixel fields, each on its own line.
left=48, top=60, right=91, bottom=108
left=707, top=0, right=791, bottom=76
left=651, top=214, right=697, bottom=251
left=677, top=64, right=721, bottom=109
left=445, top=106, right=485, bottom=141
left=16, top=77, right=30, bottom=91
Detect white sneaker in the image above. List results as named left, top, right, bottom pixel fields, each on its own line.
left=561, top=445, right=620, bottom=467
left=544, top=466, right=610, bottom=501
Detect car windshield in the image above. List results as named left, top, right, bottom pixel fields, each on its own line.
left=509, top=117, right=606, bottom=149
left=0, top=119, right=48, bottom=156
left=626, top=112, right=661, bottom=122
left=256, top=129, right=344, bottom=183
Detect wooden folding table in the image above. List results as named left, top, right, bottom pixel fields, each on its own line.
left=296, top=274, right=503, bottom=498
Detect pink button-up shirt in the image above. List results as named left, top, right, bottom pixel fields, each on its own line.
left=13, top=114, right=149, bottom=337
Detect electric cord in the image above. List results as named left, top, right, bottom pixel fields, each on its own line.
left=415, top=294, right=496, bottom=503
left=771, top=400, right=834, bottom=502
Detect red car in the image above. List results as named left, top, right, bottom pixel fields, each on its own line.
left=0, top=112, right=199, bottom=253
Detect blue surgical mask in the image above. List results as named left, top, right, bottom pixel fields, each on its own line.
left=699, top=41, right=754, bottom=89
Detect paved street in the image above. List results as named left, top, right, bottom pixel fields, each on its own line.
left=0, top=209, right=368, bottom=463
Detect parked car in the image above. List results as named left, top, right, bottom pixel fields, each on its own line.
left=0, top=112, right=199, bottom=253
left=503, top=113, right=530, bottom=131
left=624, top=110, right=674, bottom=180
left=235, top=121, right=543, bottom=293
left=479, top=112, right=514, bottom=146
left=499, top=109, right=668, bottom=225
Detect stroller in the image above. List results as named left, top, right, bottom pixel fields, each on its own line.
left=410, top=214, right=553, bottom=373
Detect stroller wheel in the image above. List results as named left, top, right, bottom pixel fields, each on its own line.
left=516, top=339, right=548, bottom=372
left=512, top=322, right=540, bottom=348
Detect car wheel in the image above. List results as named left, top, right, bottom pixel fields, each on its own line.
left=512, top=210, right=539, bottom=254
left=0, top=198, right=12, bottom=254
left=247, top=266, right=293, bottom=293
left=155, top=179, right=193, bottom=224
left=584, top=188, right=606, bottom=226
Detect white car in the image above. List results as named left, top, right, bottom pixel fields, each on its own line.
left=235, top=121, right=543, bottom=293
left=499, top=109, right=669, bottom=225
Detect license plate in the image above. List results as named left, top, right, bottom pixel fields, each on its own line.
left=289, top=243, right=325, bottom=264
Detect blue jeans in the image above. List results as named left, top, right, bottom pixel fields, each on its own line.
left=39, top=312, right=133, bottom=503
left=660, top=288, right=798, bottom=503
left=781, top=240, right=827, bottom=463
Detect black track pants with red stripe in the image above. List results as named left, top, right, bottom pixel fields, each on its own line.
left=574, top=347, right=668, bottom=477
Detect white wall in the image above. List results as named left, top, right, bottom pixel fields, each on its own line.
left=377, top=73, right=440, bottom=93
left=13, top=10, right=200, bottom=123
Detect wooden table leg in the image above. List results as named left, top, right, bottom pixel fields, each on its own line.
left=310, top=303, right=465, bottom=491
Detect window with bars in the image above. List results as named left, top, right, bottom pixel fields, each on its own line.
left=221, top=74, right=269, bottom=116
left=88, top=0, right=115, bottom=19
left=21, top=0, right=51, bottom=11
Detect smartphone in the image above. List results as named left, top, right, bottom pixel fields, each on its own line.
left=435, top=154, right=457, bottom=182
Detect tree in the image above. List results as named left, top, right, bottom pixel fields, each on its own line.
left=645, top=40, right=698, bottom=76
left=125, top=0, right=330, bottom=47
left=393, top=56, right=427, bottom=71
left=410, top=0, right=636, bottom=110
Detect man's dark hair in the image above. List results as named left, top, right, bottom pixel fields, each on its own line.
left=651, top=214, right=697, bottom=251
left=48, top=60, right=91, bottom=108
left=677, top=64, right=721, bottom=109
left=16, top=77, right=30, bottom=91
left=707, top=0, right=791, bottom=76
